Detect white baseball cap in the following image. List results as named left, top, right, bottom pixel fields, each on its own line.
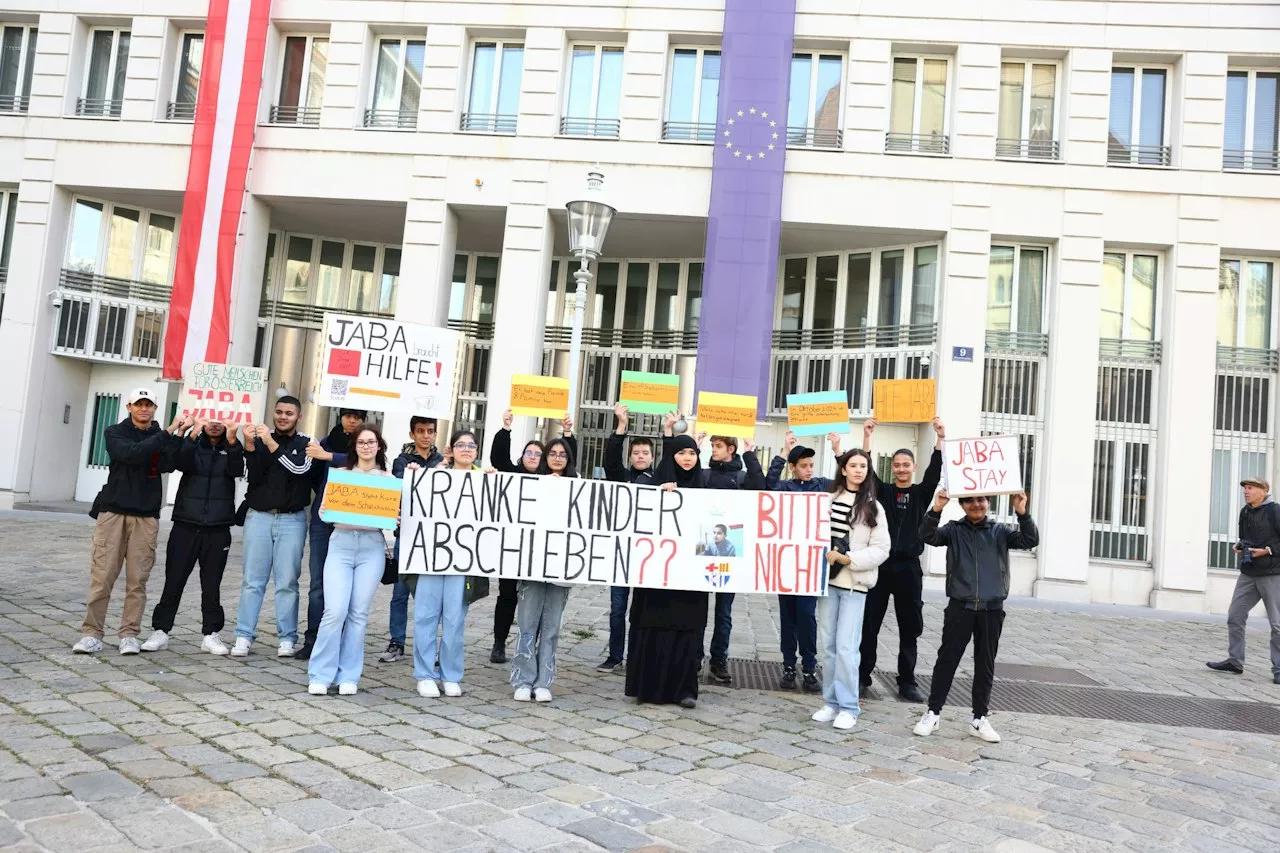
left=126, top=388, right=158, bottom=405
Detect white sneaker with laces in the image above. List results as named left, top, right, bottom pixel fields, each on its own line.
left=970, top=716, right=1001, bottom=743
left=119, top=637, right=142, bottom=655
left=833, top=711, right=856, bottom=730
left=338, top=682, right=358, bottom=696
left=443, top=681, right=462, bottom=697
left=534, top=687, right=552, bottom=703
left=307, top=683, right=327, bottom=695
left=140, top=630, right=169, bottom=651
left=913, top=710, right=941, bottom=737
left=72, top=636, right=103, bottom=654
left=230, top=638, right=251, bottom=657
left=513, top=686, right=532, bottom=702
left=811, top=706, right=838, bottom=723
left=417, top=679, right=440, bottom=698
left=277, top=640, right=296, bottom=658
left=202, top=634, right=230, bottom=655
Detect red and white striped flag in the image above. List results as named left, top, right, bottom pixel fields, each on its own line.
left=163, top=0, right=272, bottom=380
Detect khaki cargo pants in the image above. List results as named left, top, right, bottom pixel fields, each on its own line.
left=82, top=511, right=159, bottom=639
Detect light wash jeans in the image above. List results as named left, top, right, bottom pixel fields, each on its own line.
left=511, top=582, right=571, bottom=690
left=413, top=575, right=467, bottom=683
left=307, top=530, right=385, bottom=688
left=819, top=587, right=868, bottom=715
left=235, top=509, right=307, bottom=643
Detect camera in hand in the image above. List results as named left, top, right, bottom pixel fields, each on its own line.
left=1238, top=541, right=1256, bottom=568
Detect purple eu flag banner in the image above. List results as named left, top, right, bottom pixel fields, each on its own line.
left=695, top=0, right=797, bottom=419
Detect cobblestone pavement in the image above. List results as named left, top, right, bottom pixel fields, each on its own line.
left=1, top=510, right=1279, bottom=853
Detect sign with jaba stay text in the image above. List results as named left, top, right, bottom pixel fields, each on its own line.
left=942, top=435, right=1023, bottom=497
left=317, top=314, right=462, bottom=417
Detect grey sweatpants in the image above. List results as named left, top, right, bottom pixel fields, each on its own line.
left=1226, top=573, right=1280, bottom=677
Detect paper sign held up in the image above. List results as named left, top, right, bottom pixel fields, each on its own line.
left=786, top=391, right=849, bottom=436
left=179, top=363, right=267, bottom=425
left=510, top=374, right=570, bottom=419
left=943, top=435, right=1024, bottom=497
left=619, top=370, right=680, bottom=415
left=873, top=378, right=937, bottom=423
left=695, top=391, right=757, bottom=439
left=320, top=469, right=402, bottom=530
left=317, top=314, right=462, bottom=417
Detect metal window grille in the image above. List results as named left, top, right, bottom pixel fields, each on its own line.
left=981, top=332, right=1048, bottom=523
left=87, top=394, right=120, bottom=467
left=1208, top=351, right=1277, bottom=568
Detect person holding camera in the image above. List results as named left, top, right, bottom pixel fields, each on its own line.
left=1207, top=477, right=1280, bottom=684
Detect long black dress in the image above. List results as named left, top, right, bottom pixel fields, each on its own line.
left=624, top=436, right=708, bottom=704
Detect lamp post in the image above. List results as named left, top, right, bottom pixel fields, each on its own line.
left=564, top=167, right=616, bottom=417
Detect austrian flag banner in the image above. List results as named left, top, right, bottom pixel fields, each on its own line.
left=163, top=0, right=273, bottom=380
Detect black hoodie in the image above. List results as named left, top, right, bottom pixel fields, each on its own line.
left=96, top=418, right=181, bottom=518
left=171, top=433, right=244, bottom=527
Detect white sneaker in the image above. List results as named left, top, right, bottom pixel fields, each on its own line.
left=442, top=681, right=462, bottom=697
left=534, top=687, right=552, bottom=703
left=72, top=636, right=103, bottom=654
left=140, top=630, right=169, bottom=651
left=833, top=711, right=856, bottom=730
left=277, top=641, right=296, bottom=658
left=811, top=706, right=838, bottom=723
left=513, top=686, right=532, bottom=702
left=970, top=716, right=1001, bottom=743
left=913, top=710, right=941, bottom=737
left=417, top=679, right=440, bottom=698
left=338, top=682, right=358, bottom=696
left=230, top=638, right=251, bottom=657
left=307, top=683, right=328, bottom=695
left=119, top=637, right=141, bottom=655
left=202, top=633, right=230, bottom=655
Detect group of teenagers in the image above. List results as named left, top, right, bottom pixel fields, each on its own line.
left=74, top=386, right=1039, bottom=741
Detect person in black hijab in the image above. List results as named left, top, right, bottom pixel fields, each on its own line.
left=625, top=434, right=708, bottom=708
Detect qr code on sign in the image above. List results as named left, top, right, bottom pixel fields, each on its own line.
left=329, top=378, right=348, bottom=400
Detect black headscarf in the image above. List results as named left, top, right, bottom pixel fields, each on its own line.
left=656, top=435, right=702, bottom=488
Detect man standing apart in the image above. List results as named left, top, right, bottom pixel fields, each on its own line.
left=1207, top=477, right=1280, bottom=684
left=73, top=389, right=185, bottom=654
left=233, top=396, right=321, bottom=657
left=858, top=416, right=945, bottom=702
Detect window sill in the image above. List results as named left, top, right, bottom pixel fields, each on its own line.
left=658, top=137, right=713, bottom=145
left=994, top=155, right=1063, bottom=164
left=357, top=124, right=417, bottom=132
left=1105, top=161, right=1176, bottom=171
left=156, top=117, right=194, bottom=124
left=555, top=133, right=619, bottom=141
left=65, top=114, right=123, bottom=121
left=883, top=149, right=952, bottom=159
left=1222, top=167, right=1279, bottom=175
left=457, top=129, right=517, bottom=137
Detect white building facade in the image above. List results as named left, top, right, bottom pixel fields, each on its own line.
left=0, top=0, right=1277, bottom=614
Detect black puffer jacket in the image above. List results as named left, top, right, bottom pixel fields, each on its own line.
left=920, top=510, right=1039, bottom=609
left=171, top=434, right=244, bottom=527
left=702, top=453, right=766, bottom=490
left=97, top=419, right=181, bottom=518
left=1238, top=497, right=1280, bottom=577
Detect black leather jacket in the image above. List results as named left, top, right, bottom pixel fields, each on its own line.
left=920, top=510, right=1039, bottom=609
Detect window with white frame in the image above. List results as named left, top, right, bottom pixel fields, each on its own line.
left=562, top=43, right=623, bottom=137
left=1101, top=252, right=1159, bottom=342
left=996, top=61, right=1059, bottom=160
left=78, top=28, right=130, bottom=117
left=366, top=37, right=424, bottom=128
left=462, top=40, right=523, bottom=134
left=987, top=245, right=1047, bottom=336
left=272, top=35, right=327, bottom=124
left=664, top=47, right=720, bottom=142
left=787, top=52, right=843, bottom=148
left=167, top=31, right=204, bottom=121
left=887, top=55, right=950, bottom=154
left=543, top=258, right=703, bottom=347
left=272, top=232, right=401, bottom=315
left=448, top=253, right=499, bottom=327
left=1217, top=257, right=1275, bottom=352
left=1224, top=70, right=1279, bottom=171
left=64, top=197, right=177, bottom=285
left=0, top=188, right=15, bottom=315
left=1108, top=66, right=1171, bottom=166
left=0, top=24, right=37, bottom=113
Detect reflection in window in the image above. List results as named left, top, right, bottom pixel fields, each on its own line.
left=141, top=214, right=175, bottom=284
left=685, top=263, right=703, bottom=332
left=845, top=254, right=871, bottom=329
left=472, top=256, right=498, bottom=325
left=877, top=250, right=904, bottom=326
left=67, top=200, right=105, bottom=273
left=654, top=263, right=680, bottom=332
left=105, top=207, right=140, bottom=280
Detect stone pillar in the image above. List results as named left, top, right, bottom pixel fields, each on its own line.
left=517, top=28, right=563, bottom=139
left=227, top=194, right=271, bottom=370
left=122, top=15, right=165, bottom=123
left=1063, top=49, right=1111, bottom=166
left=420, top=26, right=465, bottom=135
left=845, top=38, right=889, bottom=155
left=320, top=23, right=367, bottom=130
left=951, top=44, right=999, bottom=161
left=621, top=31, right=666, bottom=142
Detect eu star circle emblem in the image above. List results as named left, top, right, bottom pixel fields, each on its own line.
left=721, top=106, right=779, bottom=162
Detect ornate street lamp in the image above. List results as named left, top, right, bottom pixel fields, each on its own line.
left=564, top=166, right=616, bottom=417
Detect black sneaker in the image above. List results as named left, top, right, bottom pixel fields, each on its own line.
left=678, top=696, right=697, bottom=709
left=378, top=642, right=405, bottom=663
left=489, top=643, right=506, bottom=664
left=709, top=660, right=732, bottom=685
left=294, top=643, right=313, bottom=662
left=898, top=683, right=925, bottom=703
left=802, top=671, right=820, bottom=692
left=596, top=657, right=623, bottom=673
left=1206, top=659, right=1243, bottom=674
left=780, top=666, right=797, bottom=689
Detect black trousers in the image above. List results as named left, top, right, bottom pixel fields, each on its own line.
left=151, top=522, right=232, bottom=635
left=927, top=599, right=1005, bottom=719
left=493, top=578, right=519, bottom=644
left=858, top=556, right=924, bottom=687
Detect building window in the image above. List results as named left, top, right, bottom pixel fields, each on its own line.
left=996, top=61, right=1058, bottom=160
left=0, top=24, right=37, bottom=113
left=166, top=31, right=204, bottom=121
left=887, top=55, right=950, bottom=154
left=1108, top=66, right=1170, bottom=166
left=365, top=37, right=424, bottom=129
left=272, top=35, right=326, bottom=124
left=266, top=231, right=401, bottom=317
left=1224, top=70, right=1279, bottom=171
left=561, top=44, right=623, bottom=138
left=1101, top=252, right=1159, bottom=342
left=87, top=393, right=121, bottom=467
left=1218, top=258, right=1275, bottom=352
left=78, top=28, right=130, bottom=118
left=64, top=197, right=178, bottom=287
left=787, top=52, right=842, bottom=148
left=987, top=245, right=1047, bottom=337
left=462, top=40, right=522, bottom=134
left=663, top=47, right=720, bottom=142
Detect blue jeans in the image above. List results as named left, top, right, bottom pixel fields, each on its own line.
left=608, top=586, right=629, bottom=660
left=412, top=575, right=466, bottom=683
left=307, top=530, right=384, bottom=687
left=708, top=593, right=734, bottom=663
left=511, top=582, right=571, bottom=690
left=388, top=537, right=410, bottom=646
left=779, top=594, right=818, bottom=672
left=236, top=509, right=307, bottom=643
left=819, top=587, right=867, bottom=715
left=304, top=517, right=333, bottom=644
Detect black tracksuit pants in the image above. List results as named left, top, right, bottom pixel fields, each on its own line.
left=858, top=556, right=924, bottom=687
left=926, top=599, right=1005, bottom=719
left=151, top=522, right=232, bottom=635
left=493, top=578, right=519, bottom=645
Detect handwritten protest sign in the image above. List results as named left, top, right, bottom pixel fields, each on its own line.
left=317, top=314, right=462, bottom=417
left=786, top=391, right=849, bottom=436
left=320, top=469, right=402, bottom=529
left=619, top=371, right=680, bottom=415
left=943, top=435, right=1023, bottom=497
left=399, top=469, right=831, bottom=594
left=179, top=363, right=267, bottom=425
left=510, top=375, right=570, bottom=419
left=873, top=379, right=937, bottom=423
left=695, top=391, right=758, bottom=439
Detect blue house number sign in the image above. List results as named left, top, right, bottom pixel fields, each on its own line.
left=952, top=346, right=974, bottom=362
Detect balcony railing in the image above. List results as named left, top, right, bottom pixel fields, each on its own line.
left=58, top=268, right=172, bottom=304
left=447, top=319, right=495, bottom=340
left=661, top=121, right=716, bottom=143
left=1107, top=142, right=1170, bottom=166
left=768, top=340, right=935, bottom=417
left=75, top=98, right=122, bottom=118
left=269, top=104, right=320, bottom=125
left=985, top=329, right=1050, bottom=355
left=559, top=116, right=620, bottom=138
left=1223, top=148, right=1279, bottom=171
left=995, top=138, right=1059, bottom=161
left=258, top=299, right=394, bottom=327
left=885, top=132, right=949, bottom=155
left=52, top=270, right=169, bottom=366
left=786, top=126, right=842, bottom=149
left=166, top=101, right=196, bottom=121
left=1099, top=337, right=1162, bottom=361
left=1217, top=345, right=1280, bottom=371
left=460, top=112, right=517, bottom=134
left=773, top=323, right=937, bottom=351
left=364, top=108, right=417, bottom=129
left=542, top=325, right=699, bottom=350
left=0, top=94, right=30, bottom=113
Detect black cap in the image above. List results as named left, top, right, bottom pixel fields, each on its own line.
left=787, top=446, right=815, bottom=465
left=339, top=408, right=369, bottom=420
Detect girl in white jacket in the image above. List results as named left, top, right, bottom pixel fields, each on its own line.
left=813, top=449, right=891, bottom=730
